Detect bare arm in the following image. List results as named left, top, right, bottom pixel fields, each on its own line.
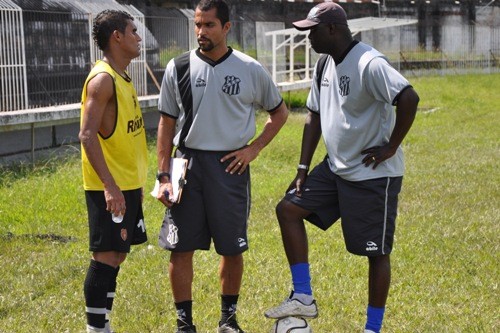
left=289, top=111, right=322, bottom=195
left=221, top=101, right=289, bottom=174
left=156, top=114, right=176, bottom=207
left=79, top=73, right=125, bottom=216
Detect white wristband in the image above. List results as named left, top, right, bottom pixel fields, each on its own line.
left=297, top=164, right=309, bottom=171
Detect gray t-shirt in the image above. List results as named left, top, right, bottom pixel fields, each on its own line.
left=307, top=41, right=411, bottom=181
left=159, top=48, right=283, bottom=151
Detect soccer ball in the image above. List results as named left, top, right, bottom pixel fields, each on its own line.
left=270, top=316, right=312, bottom=333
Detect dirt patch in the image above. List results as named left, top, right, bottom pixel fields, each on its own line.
left=2, top=232, right=76, bottom=243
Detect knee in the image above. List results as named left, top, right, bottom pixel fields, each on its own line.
left=222, top=253, right=243, bottom=264
left=276, top=199, right=303, bottom=223
left=117, top=253, right=127, bottom=265
left=369, top=255, right=391, bottom=269
left=170, top=251, right=194, bottom=265
left=275, top=199, right=290, bottom=221
left=92, top=251, right=126, bottom=268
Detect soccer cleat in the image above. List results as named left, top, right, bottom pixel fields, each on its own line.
left=264, top=295, right=318, bottom=319
left=364, top=330, right=377, bottom=333
left=218, top=318, right=245, bottom=333
left=175, top=324, right=197, bottom=333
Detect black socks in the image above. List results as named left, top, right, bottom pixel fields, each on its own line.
left=220, top=294, right=239, bottom=324
left=175, top=300, right=194, bottom=328
left=84, top=260, right=116, bottom=330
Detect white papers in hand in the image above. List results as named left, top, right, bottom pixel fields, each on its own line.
left=150, top=157, right=188, bottom=203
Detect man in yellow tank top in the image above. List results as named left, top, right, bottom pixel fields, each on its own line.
left=79, top=10, right=148, bottom=333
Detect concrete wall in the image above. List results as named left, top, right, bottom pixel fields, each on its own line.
left=0, top=97, right=160, bottom=165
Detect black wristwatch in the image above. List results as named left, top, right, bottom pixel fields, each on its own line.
left=156, top=171, right=171, bottom=182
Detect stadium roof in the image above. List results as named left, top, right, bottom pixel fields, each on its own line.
left=348, top=16, right=418, bottom=34
left=266, top=16, right=418, bottom=37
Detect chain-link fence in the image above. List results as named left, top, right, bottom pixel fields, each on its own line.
left=362, top=22, right=500, bottom=77
left=1, top=0, right=499, bottom=112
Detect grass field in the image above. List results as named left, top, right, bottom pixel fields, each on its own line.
left=0, top=74, right=499, bottom=332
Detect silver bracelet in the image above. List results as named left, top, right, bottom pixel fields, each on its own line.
left=297, top=164, right=309, bottom=171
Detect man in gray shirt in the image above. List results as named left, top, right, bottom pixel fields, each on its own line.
left=156, top=1, right=288, bottom=332
left=264, top=3, right=419, bottom=333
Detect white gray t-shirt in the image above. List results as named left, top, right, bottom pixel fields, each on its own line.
left=158, top=48, right=283, bottom=151
left=307, top=41, right=411, bottom=181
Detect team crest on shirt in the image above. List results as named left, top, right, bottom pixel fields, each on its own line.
left=222, top=75, right=241, bottom=95
left=339, top=75, right=350, bottom=96
left=167, top=223, right=179, bottom=246
left=195, top=78, right=206, bottom=87
left=121, top=228, right=128, bottom=241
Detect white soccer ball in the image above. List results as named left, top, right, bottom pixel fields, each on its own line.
left=270, top=316, right=312, bottom=333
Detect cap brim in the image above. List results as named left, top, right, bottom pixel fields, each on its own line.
left=292, top=19, right=318, bottom=31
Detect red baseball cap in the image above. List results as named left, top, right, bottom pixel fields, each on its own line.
left=293, top=2, right=348, bottom=31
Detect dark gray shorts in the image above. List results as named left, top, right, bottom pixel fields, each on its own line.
left=285, top=158, right=402, bottom=256
left=159, top=148, right=250, bottom=255
left=86, top=189, right=147, bottom=253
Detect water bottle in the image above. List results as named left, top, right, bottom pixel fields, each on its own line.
left=112, top=213, right=123, bottom=223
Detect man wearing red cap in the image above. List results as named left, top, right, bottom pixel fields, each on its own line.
left=265, top=2, right=420, bottom=333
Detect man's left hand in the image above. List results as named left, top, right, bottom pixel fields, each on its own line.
left=361, top=143, right=397, bottom=169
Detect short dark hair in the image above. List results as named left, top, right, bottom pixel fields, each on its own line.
left=197, top=0, right=230, bottom=26
left=92, top=10, right=134, bottom=51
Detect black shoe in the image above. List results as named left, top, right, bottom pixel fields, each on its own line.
left=175, top=324, right=197, bottom=333
left=218, top=319, right=245, bottom=333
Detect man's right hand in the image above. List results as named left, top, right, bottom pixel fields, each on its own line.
left=287, top=170, right=308, bottom=196
left=104, top=183, right=125, bottom=217
left=157, top=181, right=174, bottom=208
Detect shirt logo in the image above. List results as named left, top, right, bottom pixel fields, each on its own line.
left=366, top=241, right=378, bottom=251
left=167, top=224, right=179, bottom=246
left=222, top=75, right=241, bottom=96
left=121, top=228, right=128, bottom=241
left=127, top=115, right=144, bottom=134
left=321, top=77, right=329, bottom=87
left=195, top=78, right=206, bottom=87
left=339, top=75, right=350, bottom=96
left=137, top=218, right=145, bottom=233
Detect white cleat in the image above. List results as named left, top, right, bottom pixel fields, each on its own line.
left=265, top=297, right=318, bottom=319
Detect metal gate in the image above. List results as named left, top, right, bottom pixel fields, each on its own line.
left=0, top=0, right=148, bottom=112
left=67, top=0, right=148, bottom=96
left=0, top=0, right=28, bottom=111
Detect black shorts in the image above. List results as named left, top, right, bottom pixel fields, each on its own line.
left=85, top=189, right=147, bottom=253
left=159, top=148, right=250, bottom=256
left=285, top=158, right=402, bottom=256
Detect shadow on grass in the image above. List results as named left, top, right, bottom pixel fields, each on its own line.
left=2, top=232, right=77, bottom=244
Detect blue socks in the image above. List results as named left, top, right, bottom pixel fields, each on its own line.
left=365, top=305, right=385, bottom=333
left=290, top=263, right=312, bottom=296
left=290, top=263, right=385, bottom=332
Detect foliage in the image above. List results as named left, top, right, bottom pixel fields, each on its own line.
left=282, top=89, right=309, bottom=109
left=159, top=47, right=185, bottom=67
left=229, top=41, right=257, bottom=59
left=0, top=74, right=498, bottom=332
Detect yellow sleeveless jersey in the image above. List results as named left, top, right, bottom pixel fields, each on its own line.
left=81, top=60, right=148, bottom=191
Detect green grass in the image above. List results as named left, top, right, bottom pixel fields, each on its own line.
left=0, top=74, right=499, bottom=332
